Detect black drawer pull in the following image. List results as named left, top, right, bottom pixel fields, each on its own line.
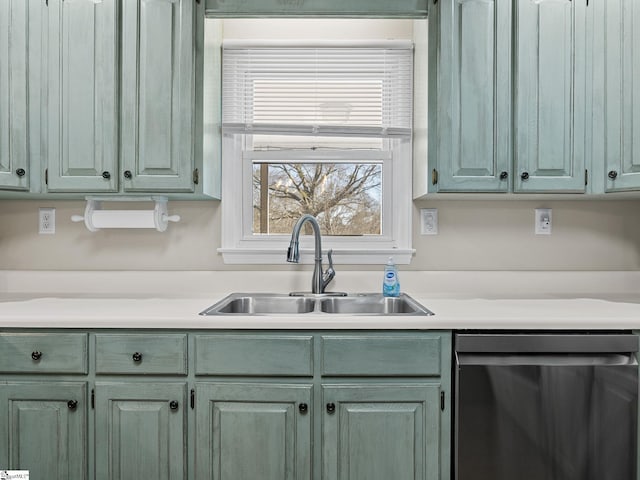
left=326, top=402, right=336, bottom=414
left=31, top=351, right=42, bottom=361
left=132, top=352, right=143, bottom=362
left=299, top=403, right=308, bottom=414
left=67, top=400, right=78, bottom=410
left=170, top=401, right=179, bottom=411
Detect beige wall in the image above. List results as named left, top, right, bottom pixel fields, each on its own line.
left=1, top=198, right=640, bottom=271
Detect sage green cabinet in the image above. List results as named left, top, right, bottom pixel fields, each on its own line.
left=204, top=0, right=428, bottom=17
left=0, top=382, right=87, bottom=479
left=121, top=0, right=196, bottom=193
left=42, top=0, right=199, bottom=195
left=0, top=329, right=451, bottom=480
left=429, top=0, right=588, bottom=194
left=194, top=383, right=313, bottom=480
left=94, top=382, right=187, bottom=480
left=45, top=0, right=119, bottom=193
left=322, top=384, right=441, bottom=480
left=594, top=0, right=640, bottom=192
left=514, top=0, right=587, bottom=193
left=0, top=0, right=40, bottom=191
left=431, top=0, right=512, bottom=193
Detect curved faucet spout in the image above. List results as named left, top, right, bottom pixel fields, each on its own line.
left=286, top=214, right=335, bottom=294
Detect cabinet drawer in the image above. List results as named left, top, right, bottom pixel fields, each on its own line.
left=194, top=335, right=313, bottom=376
left=321, top=334, right=442, bottom=377
left=0, top=333, right=88, bottom=374
left=95, top=334, right=187, bottom=375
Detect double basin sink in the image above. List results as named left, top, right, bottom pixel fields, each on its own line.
left=200, top=292, right=433, bottom=316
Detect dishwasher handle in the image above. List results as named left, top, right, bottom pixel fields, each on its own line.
left=456, top=352, right=638, bottom=367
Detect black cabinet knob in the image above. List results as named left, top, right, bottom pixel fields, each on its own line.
left=31, top=351, right=42, bottom=361
left=608, top=170, right=618, bottom=180
left=520, top=172, right=529, bottom=180
left=102, top=171, right=111, bottom=179
left=124, top=170, right=132, bottom=179
left=169, top=401, right=179, bottom=411
left=326, top=402, right=336, bottom=414
left=15, top=168, right=26, bottom=177
left=132, top=352, right=142, bottom=362
left=299, top=403, right=308, bottom=414
left=67, top=400, right=78, bottom=410
left=499, top=171, right=508, bottom=180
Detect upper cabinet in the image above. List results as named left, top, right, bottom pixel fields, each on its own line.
left=205, top=0, right=428, bottom=17
left=0, top=0, right=208, bottom=197
left=427, top=0, right=589, bottom=195
left=121, top=0, right=196, bottom=192
left=46, top=0, right=196, bottom=194
left=0, top=0, right=40, bottom=191
left=45, top=0, right=119, bottom=193
left=514, top=0, right=587, bottom=193
left=594, top=0, right=640, bottom=192
left=431, top=0, right=512, bottom=193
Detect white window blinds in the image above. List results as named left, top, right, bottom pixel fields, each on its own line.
left=222, top=41, right=413, bottom=137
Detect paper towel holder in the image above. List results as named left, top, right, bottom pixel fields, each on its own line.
left=71, top=196, right=181, bottom=232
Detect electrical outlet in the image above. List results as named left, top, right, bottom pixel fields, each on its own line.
left=39, top=207, right=56, bottom=235
left=535, top=208, right=552, bottom=235
left=420, top=208, right=438, bottom=235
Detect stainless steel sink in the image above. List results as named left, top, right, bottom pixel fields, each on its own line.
left=199, top=293, right=433, bottom=316
left=200, top=294, right=316, bottom=315
left=319, top=294, right=432, bottom=315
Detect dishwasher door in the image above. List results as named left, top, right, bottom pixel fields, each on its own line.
left=455, top=333, right=639, bottom=480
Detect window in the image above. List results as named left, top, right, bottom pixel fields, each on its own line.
left=219, top=40, right=414, bottom=264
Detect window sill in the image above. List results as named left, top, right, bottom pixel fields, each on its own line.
left=218, top=248, right=415, bottom=265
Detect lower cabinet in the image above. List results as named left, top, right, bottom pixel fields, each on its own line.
left=322, top=384, right=441, bottom=480
left=0, top=330, right=451, bottom=480
left=194, top=383, right=313, bottom=480
left=94, top=382, right=187, bottom=480
left=0, top=382, right=87, bottom=479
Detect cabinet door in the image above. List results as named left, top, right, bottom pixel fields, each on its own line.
left=322, top=384, right=440, bottom=480
left=195, top=383, right=312, bottom=480
left=0, top=0, right=40, bottom=191
left=434, top=0, right=512, bottom=192
left=45, top=0, right=118, bottom=192
left=0, top=382, right=86, bottom=479
left=94, top=382, right=186, bottom=480
left=121, top=0, right=195, bottom=192
left=598, top=0, right=640, bottom=191
left=514, top=0, right=587, bottom=192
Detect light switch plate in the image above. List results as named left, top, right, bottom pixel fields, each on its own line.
left=535, top=208, right=552, bottom=235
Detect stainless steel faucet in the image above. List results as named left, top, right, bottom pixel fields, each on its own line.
left=286, top=214, right=336, bottom=294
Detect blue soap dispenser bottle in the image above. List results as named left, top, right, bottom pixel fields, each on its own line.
left=382, top=256, right=400, bottom=297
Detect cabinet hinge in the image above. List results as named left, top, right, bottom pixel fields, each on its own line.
left=190, top=389, right=195, bottom=409
left=193, top=168, right=199, bottom=185
left=432, top=169, right=438, bottom=185
left=91, top=389, right=95, bottom=409
left=440, top=391, right=445, bottom=411
left=585, top=169, right=588, bottom=186
left=45, top=169, right=48, bottom=185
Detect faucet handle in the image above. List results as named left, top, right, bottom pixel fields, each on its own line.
left=322, top=249, right=336, bottom=288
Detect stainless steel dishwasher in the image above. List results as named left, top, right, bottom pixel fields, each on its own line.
left=455, top=332, right=639, bottom=480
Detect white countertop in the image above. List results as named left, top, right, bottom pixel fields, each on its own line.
left=0, top=271, right=639, bottom=330
left=0, top=293, right=638, bottom=330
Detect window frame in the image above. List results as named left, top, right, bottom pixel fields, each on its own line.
left=219, top=133, right=414, bottom=265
